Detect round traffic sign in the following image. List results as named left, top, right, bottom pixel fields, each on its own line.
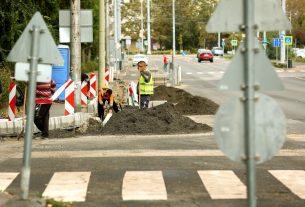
left=214, top=93, right=286, bottom=164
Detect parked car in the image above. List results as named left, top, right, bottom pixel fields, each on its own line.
left=211, top=47, right=224, bottom=56
left=198, top=49, right=213, bottom=63
left=132, top=54, right=148, bottom=66
left=295, top=49, right=305, bottom=58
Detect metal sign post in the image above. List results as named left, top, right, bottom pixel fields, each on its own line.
left=206, top=0, right=291, bottom=206
left=7, top=12, right=63, bottom=200
left=244, top=0, right=256, bottom=205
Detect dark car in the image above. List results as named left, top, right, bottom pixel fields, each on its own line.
left=198, top=49, right=213, bottom=63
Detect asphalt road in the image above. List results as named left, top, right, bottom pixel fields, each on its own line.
left=149, top=55, right=305, bottom=133
left=0, top=134, right=304, bottom=206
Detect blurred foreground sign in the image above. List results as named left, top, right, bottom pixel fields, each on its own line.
left=207, top=0, right=291, bottom=32
left=7, top=12, right=63, bottom=65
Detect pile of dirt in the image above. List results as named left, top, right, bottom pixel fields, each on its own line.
left=100, top=103, right=211, bottom=135
left=152, top=86, right=219, bottom=115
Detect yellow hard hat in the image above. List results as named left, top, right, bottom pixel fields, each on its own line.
left=99, top=84, right=109, bottom=90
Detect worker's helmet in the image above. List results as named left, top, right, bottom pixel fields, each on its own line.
left=99, top=84, right=109, bottom=91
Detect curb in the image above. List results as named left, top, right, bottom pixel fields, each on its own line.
left=0, top=112, right=92, bottom=137
left=0, top=97, right=97, bottom=137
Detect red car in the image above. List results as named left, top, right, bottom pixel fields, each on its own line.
left=198, top=49, right=213, bottom=63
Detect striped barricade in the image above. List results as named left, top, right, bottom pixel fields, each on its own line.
left=8, top=83, right=16, bottom=121
left=89, top=73, right=97, bottom=98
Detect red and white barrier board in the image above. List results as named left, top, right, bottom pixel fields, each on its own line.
left=64, top=80, right=75, bottom=116
left=8, top=83, right=16, bottom=121
left=81, top=81, right=88, bottom=107
left=89, top=73, right=96, bottom=98
left=105, top=68, right=109, bottom=86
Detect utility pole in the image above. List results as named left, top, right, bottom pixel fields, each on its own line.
left=140, top=0, right=144, bottom=53
left=147, top=0, right=151, bottom=54
left=172, top=0, right=176, bottom=85
left=99, top=0, right=106, bottom=87
left=280, top=0, right=286, bottom=63
left=105, top=0, right=109, bottom=68
left=70, top=0, right=81, bottom=111
left=114, top=0, right=118, bottom=72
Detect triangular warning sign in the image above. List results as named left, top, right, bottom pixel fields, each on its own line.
left=7, top=12, right=63, bottom=65
left=207, top=0, right=291, bottom=33
left=218, top=42, right=284, bottom=91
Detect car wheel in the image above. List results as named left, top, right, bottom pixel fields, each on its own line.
left=210, top=59, right=213, bottom=63
left=198, top=59, right=201, bottom=63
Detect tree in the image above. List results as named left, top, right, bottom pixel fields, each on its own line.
left=287, top=0, right=305, bottom=46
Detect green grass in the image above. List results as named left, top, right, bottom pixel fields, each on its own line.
left=46, top=199, right=73, bottom=207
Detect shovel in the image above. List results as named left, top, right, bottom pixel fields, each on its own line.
left=102, top=113, right=112, bottom=126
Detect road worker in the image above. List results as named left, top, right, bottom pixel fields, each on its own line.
left=97, top=85, right=119, bottom=120
left=137, top=60, right=154, bottom=109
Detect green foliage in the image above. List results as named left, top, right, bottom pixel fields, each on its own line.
left=293, top=57, right=305, bottom=63
left=81, top=60, right=98, bottom=73
left=0, top=0, right=98, bottom=66
left=0, top=64, right=12, bottom=108
left=122, top=0, right=218, bottom=51
left=46, top=199, right=73, bottom=207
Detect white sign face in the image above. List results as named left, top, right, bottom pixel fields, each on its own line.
left=126, top=39, right=131, bottom=45
left=15, top=62, right=52, bottom=82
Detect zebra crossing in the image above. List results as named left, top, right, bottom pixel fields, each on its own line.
left=1, top=170, right=305, bottom=202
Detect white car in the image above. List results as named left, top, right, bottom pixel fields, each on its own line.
left=132, top=54, right=148, bottom=66
left=212, top=47, right=224, bottom=56
left=296, top=49, right=305, bottom=58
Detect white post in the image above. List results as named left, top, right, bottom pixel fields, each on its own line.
left=218, top=32, right=221, bottom=47
left=140, top=0, right=144, bottom=53
left=280, top=0, right=286, bottom=63
left=172, top=0, right=176, bottom=86
left=147, top=0, right=151, bottom=54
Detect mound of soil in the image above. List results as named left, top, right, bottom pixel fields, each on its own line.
left=152, top=86, right=219, bottom=115
left=100, top=103, right=211, bottom=135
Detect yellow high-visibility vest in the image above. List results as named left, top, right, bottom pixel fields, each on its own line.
left=139, top=75, right=154, bottom=95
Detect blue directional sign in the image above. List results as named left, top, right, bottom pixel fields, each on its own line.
left=284, top=36, right=293, bottom=46
left=272, top=38, right=281, bottom=47
left=182, top=51, right=187, bottom=56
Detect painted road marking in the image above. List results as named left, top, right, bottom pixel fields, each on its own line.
left=122, top=171, right=167, bottom=200
left=295, top=77, right=305, bottom=81
left=198, top=170, right=246, bottom=199
left=269, top=170, right=305, bottom=199
left=22, top=148, right=305, bottom=159
left=42, top=172, right=91, bottom=202
left=0, top=173, right=19, bottom=191
left=186, top=72, right=193, bottom=75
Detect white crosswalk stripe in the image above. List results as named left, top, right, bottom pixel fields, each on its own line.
left=0, top=173, right=19, bottom=192
left=42, top=172, right=91, bottom=202
left=269, top=170, right=305, bottom=199
left=1, top=170, right=305, bottom=201
left=122, top=171, right=167, bottom=200
left=198, top=170, right=246, bottom=199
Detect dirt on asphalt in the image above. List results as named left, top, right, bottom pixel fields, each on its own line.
left=100, top=103, right=211, bottom=135
left=152, top=86, right=219, bottom=115
left=46, top=86, right=217, bottom=137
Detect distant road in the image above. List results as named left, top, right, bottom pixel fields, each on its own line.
left=149, top=54, right=305, bottom=133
